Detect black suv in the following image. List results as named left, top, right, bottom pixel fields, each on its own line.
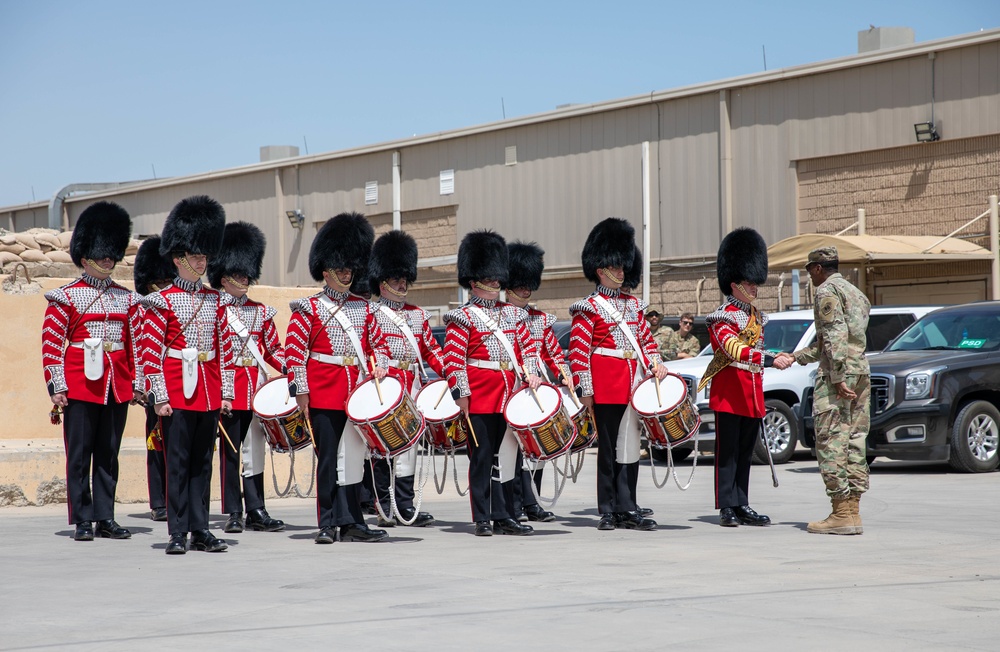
left=802, top=302, right=1000, bottom=473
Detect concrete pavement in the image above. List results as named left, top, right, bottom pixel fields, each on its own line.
left=1, top=451, right=998, bottom=651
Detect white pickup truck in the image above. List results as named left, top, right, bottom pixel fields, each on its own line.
left=659, top=306, right=941, bottom=464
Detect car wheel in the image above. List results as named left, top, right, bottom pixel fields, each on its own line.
left=948, top=400, right=1000, bottom=473
left=649, top=447, right=694, bottom=463
left=753, top=399, right=798, bottom=465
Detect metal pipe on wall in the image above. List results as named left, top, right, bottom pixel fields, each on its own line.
left=392, top=151, right=401, bottom=231
left=990, top=195, right=998, bottom=300
left=641, top=141, right=651, bottom=304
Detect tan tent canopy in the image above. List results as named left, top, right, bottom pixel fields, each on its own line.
left=767, top=234, right=994, bottom=270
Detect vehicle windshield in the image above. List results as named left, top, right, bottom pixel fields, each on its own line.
left=762, top=319, right=812, bottom=354
left=888, top=310, right=1000, bottom=352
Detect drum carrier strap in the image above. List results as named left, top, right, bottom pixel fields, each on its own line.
left=377, top=304, right=426, bottom=381
left=318, top=295, right=368, bottom=379
left=591, top=295, right=651, bottom=374
left=467, top=305, right=524, bottom=378
left=226, top=306, right=269, bottom=373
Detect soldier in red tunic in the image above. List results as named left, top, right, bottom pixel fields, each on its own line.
left=285, top=212, right=391, bottom=544
left=42, top=201, right=141, bottom=541
left=504, top=241, right=565, bottom=523
left=569, top=218, right=666, bottom=531
left=208, top=221, right=286, bottom=534
left=366, top=230, right=446, bottom=528
left=699, top=227, right=790, bottom=527
left=443, top=231, right=543, bottom=537
left=132, top=236, right=176, bottom=523
left=141, top=196, right=233, bottom=554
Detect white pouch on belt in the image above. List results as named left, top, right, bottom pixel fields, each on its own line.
left=616, top=372, right=644, bottom=464
left=181, top=347, right=199, bottom=399
left=396, top=446, right=417, bottom=478
left=82, top=338, right=105, bottom=381
left=337, top=421, right=367, bottom=486
left=499, top=426, right=519, bottom=482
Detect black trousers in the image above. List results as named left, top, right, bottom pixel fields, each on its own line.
left=312, top=408, right=363, bottom=528
left=162, top=408, right=219, bottom=535
left=218, top=409, right=265, bottom=514
left=144, top=405, right=166, bottom=511
left=510, top=452, right=543, bottom=515
left=594, top=403, right=638, bottom=514
left=466, top=413, right=514, bottom=522
left=62, top=397, right=129, bottom=524
left=369, top=457, right=417, bottom=513
left=714, top=411, right=760, bottom=510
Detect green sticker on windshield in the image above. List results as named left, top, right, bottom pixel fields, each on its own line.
left=959, top=338, right=986, bottom=349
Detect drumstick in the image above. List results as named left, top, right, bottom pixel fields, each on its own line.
left=559, top=369, right=582, bottom=409
left=218, top=421, right=238, bottom=454
left=463, top=413, right=480, bottom=448
left=369, top=355, right=384, bottom=405
left=433, top=379, right=451, bottom=409
left=522, top=373, right=545, bottom=412
left=304, top=415, right=317, bottom=450
left=654, top=374, right=663, bottom=407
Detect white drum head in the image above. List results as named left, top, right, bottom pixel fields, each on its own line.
left=559, top=386, right=584, bottom=418
left=631, top=374, right=687, bottom=416
left=415, top=380, right=460, bottom=421
left=252, top=378, right=296, bottom=418
left=505, top=384, right=560, bottom=427
left=347, top=377, right=404, bottom=421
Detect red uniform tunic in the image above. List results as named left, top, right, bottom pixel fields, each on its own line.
left=284, top=287, right=390, bottom=410
left=371, top=298, right=445, bottom=392
left=568, top=287, right=662, bottom=404
left=524, top=308, right=569, bottom=381
left=220, top=293, right=286, bottom=411
left=140, top=276, right=234, bottom=410
left=705, top=297, right=771, bottom=418
left=42, top=274, right=142, bottom=404
left=443, top=297, right=540, bottom=414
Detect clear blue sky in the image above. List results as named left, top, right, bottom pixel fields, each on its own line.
left=1, top=0, right=995, bottom=208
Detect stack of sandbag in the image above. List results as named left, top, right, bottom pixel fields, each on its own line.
left=0, top=227, right=141, bottom=279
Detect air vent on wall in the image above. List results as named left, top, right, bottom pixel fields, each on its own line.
left=440, top=169, right=455, bottom=195
left=365, top=181, right=378, bottom=205
left=505, top=146, right=517, bottom=166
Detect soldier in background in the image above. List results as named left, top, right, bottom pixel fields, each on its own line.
left=790, top=246, right=871, bottom=535
left=662, top=312, right=702, bottom=360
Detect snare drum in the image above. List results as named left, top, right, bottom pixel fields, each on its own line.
left=346, top=376, right=424, bottom=459
left=630, top=373, right=700, bottom=449
left=560, top=387, right=597, bottom=454
left=413, top=379, right=468, bottom=453
left=251, top=376, right=311, bottom=453
left=504, top=384, right=575, bottom=461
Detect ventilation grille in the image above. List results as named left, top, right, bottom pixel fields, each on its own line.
left=365, top=181, right=378, bottom=205
left=505, top=145, right=517, bottom=166
left=440, top=169, right=454, bottom=195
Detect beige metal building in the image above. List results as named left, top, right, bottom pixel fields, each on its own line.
left=3, top=27, right=999, bottom=320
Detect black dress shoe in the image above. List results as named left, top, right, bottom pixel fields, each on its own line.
left=719, top=507, right=740, bottom=527
left=616, top=511, right=657, bottom=531
left=246, top=508, right=285, bottom=532
left=493, top=518, right=533, bottom=535
left=150, top=507, right=168, bottom=522
left=474, top=521, right=493, bottom=536
left=398, top=508, right=435, bottom=527
left=597, top=513, right=617, bottom=531
left=637, top=506, right=655, bottom=517
left=733, top=505, right=771, bottom=526
left=524, top=504, right=556, bottom=522
left=190, top=529, right=228, bottom=552
left=315, top=527, right=337, bottom=544
left=165, top=533, right=187, bottom=555
left=515, top=511, right=528, bottom=523
left=224, top=512, right=244, bottom=533
left=74, top=522, right=94, bottom=541
left=96, top=519, right=131, bottom=539
left=340, top=522, right=388, bottom=542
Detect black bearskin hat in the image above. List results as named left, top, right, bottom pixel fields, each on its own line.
left=69, top=201, right=132, bottom=267
left=457, top=230, right=507, bottom=289
left=716, top=227, right=769, bottom=294
left=506, top=241, right=544, bottom=292
left=133, top=237, right=176, bottom=296
left=308, top=212, right=375, bottom=282
left=622, top=246, right=642, bottom=291
left=207, top=221, right=266, bottom=289
left=369, top=230, right=418, bottom=296
left=349, top=271, right=371, bottom=298
left=159, top=195, right=225, bottom=258
left=581, top=217, right=635, bottom=284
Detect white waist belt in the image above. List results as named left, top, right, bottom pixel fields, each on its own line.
left=70, top=341, right=124, bottom=352
left=593, top=346, right=637, bottom=360
left=468, top=359, right=513, bottom=371
left=167, top=348, right=215, bottom=362
left=731, top=360, right=763, bottom=373
left=387, top=359, right=415, bottom=370
left=309, top=352, right=356, bottom=366
left=234, top=357, right=257, bottom=367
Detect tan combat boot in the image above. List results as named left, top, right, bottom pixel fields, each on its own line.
left=807, top=497, right=858, bottom=535
left=849, top=494, right=863, bottom=534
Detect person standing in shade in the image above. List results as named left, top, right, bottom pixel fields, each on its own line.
left=42, top=201, right=141, bottom=541
left=208, top=221, right=286, bottom=535
left=791, top=246, right=871, bottom=535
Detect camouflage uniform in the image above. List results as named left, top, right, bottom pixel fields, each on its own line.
left=675, top=332, right=702, bottom=358
left=794, top=249, right=871, bottom=499
left=651, top=325, right=678, bottom=360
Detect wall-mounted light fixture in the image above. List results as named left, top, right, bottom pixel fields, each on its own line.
left=914, top=121, right=940, bottom=143
left=286, top=209, right=305, bottom=229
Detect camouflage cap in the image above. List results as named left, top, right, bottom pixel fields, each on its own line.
left=806, top=246, right=839, bottom=267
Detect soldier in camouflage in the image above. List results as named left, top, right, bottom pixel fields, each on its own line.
left=789, top=246, right=871, bottom=535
